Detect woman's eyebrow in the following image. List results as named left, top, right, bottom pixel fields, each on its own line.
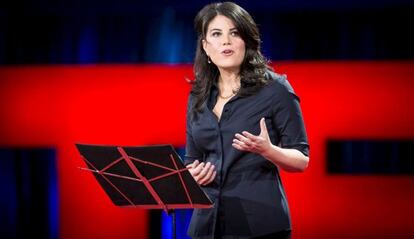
left=209, top=28, right=222, bottom=32
left=209, top=27, right=237, bottom=32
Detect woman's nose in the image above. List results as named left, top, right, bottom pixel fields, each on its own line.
left=222, top=34, right=231, bottom=45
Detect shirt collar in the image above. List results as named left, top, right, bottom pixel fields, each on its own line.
left=207, top=82, right=241, bottom=110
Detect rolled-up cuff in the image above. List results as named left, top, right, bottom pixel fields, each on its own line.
left=183, top=155, right=201, bottom=166
left=283, top=143, right=309, bottom=157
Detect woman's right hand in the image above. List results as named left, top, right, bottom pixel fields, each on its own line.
left=186, top=160, right=216, bottom=186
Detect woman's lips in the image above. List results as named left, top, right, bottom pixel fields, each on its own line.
left=222, top=49, right=234, bottom=56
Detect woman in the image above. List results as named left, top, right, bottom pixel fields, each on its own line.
left=185, top=2, right=309, bottom=238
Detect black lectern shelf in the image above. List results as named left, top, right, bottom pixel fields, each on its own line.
left=75, top=143, right=212, bottom=213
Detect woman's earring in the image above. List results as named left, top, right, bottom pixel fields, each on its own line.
left=207, top=56, right=211, bottom=64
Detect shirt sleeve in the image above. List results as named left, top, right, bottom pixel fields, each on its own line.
left=184, top=94, right=203, bottom=165
left=271, top=75, right=310, bottom=156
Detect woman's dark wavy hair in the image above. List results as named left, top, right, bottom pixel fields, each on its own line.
left=191, top=1, right=272, bottom=114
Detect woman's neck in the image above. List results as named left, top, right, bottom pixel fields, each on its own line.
left=218, top=68, right=240, bottom=91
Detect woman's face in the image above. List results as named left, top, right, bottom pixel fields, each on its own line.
left=203, top=15, right=246, bottom=72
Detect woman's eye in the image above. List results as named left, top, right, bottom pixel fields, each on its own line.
left=212, top=32, right=221, bottom=37
left=231, top=31, right=240, bottom=36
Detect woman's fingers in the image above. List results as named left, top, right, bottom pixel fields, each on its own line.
left=189, top=162, right=204, bottom=178
left=195, top=162, right=211, bottom=182
left=232, top=141, right=244, bottom=151
left=235, top=133, right=253, bottom=146
left=186, top=160, right=199, bottom=169
left=233, top=119, right=271, bottom=154
left=232, top=138, right=248, bottom=150
left=259, top=117, right=269, bottom=137
left=241, top=131, right=258, bottom=142
left=192, top=160, right=200, bottom=167
left=187, top=161, right=217, bottom=186
left=198, top=163, right=215, bottom=185
left=204, top=171, right=217, bottom=185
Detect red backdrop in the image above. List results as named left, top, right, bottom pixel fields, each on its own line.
left=0, top=61, right=413, bottom=239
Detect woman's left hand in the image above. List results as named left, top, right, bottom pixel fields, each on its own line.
left=232, top=117, right=273, bottom=155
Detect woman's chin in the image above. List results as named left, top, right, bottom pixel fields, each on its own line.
left=215, top=62, right=242, bottom=71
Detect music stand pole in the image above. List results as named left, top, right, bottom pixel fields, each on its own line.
left=172, top=209, right=176, bottom=239
left=167, top=209, right=177, bottom=239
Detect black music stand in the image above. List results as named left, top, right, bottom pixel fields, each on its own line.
left=75, top=143, right=213, bottom=239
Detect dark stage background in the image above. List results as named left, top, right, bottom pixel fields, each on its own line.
left=1, top=1, right=414, bottom=239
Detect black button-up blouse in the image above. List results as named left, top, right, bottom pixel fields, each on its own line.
left=185, top=70, right=309, bottom=238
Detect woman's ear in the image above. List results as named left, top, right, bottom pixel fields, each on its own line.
left=202, top=39, right=208, bottom=55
